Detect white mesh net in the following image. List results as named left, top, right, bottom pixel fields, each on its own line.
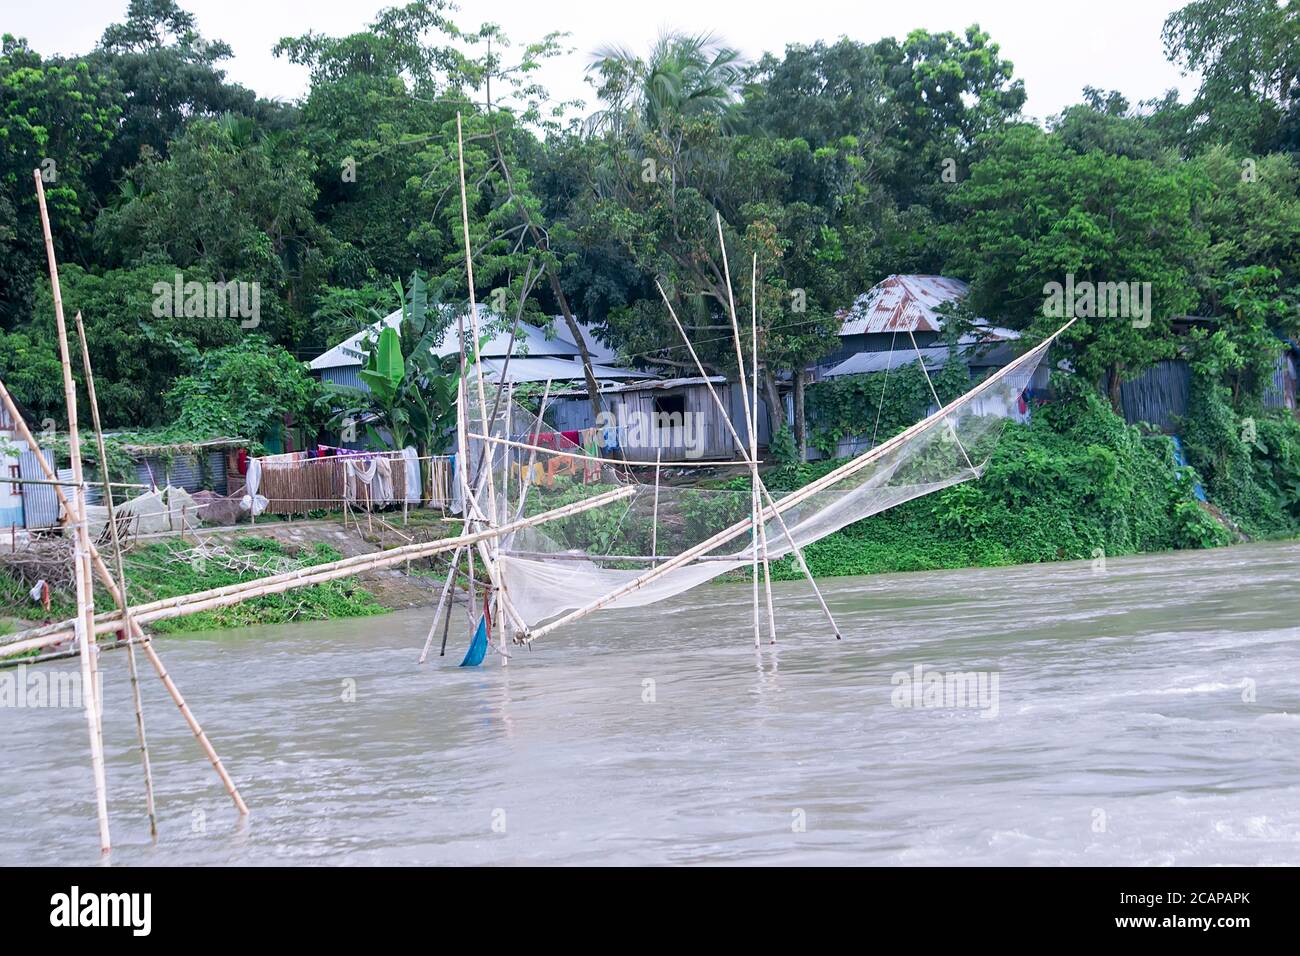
left=458, top=333, right=1056, bottom=635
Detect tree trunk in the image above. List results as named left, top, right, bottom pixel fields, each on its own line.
left=762, top=369, right=785, bottom=439
left=547, top=273, right=606, bottom=424
left=1107, top=363, right=1123, bottom=415
left=486, top=124, right=606, bottom=425
left=418, top=441, right=432, bottom=507
left=793, top=370, right=807, bottom=462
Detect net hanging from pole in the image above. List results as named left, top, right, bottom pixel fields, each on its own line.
left=461, top=330, right=1059, bottom=637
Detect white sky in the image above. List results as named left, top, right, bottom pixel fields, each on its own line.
left=7, top=0, right=1199, bottom=124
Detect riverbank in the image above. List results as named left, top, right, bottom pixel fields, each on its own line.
left=2, top=394, right=1294, bottom=634
left=0, top=530, right=400, bottom=634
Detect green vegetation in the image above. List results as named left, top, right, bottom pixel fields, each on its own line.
left=0, top=536, right=386, bottom=633
left=1, top=0, right=1298, bottom=582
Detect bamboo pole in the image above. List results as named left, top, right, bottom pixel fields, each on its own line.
left=418, top=546, right=463, bottom=664
left=749, top=254, right=777, bottom=645
left=657, top=277, right=840, bottom=639
left=2, top=486, right=638, bottom=654
left=714, top=222, right=760, bottom=648
left=455, top=112, right=498, bottom=529
left=651, top=447, right=662, bottom=559
left=503, top=550, right=741, bottom=563
left=75, top=311, right=157, bottom=840
left=526, top=320, right=1074, bottom=644
left=500, top=386, right=512, bottom=665
left=0, top=376, right=250, bottom=819
left=34, top=170, right=110, bottom=854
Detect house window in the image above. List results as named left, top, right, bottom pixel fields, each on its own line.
left=8, top=464, right=20, bottom=498
left=652, top=394, right=686, bottom=425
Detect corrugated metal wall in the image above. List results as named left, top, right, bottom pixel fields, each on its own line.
left=321, top=366, right=366, bottom=390
left=132, top=451, right=227, bottom=493
left=19, top=450, right=59, bottom=528
left=1118, top=360, right=1191, bottom=432
left=1262, top=351, right=1298, bottom=410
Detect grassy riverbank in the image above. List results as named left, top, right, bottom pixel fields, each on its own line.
left=751, top=390, right=1296, bottom=580
left=0, top=535, right=387, bottom=633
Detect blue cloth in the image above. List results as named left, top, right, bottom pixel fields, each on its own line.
left=459, top=614, right=488, bottom=667
left=1170, top=436, right=1207, bottom=502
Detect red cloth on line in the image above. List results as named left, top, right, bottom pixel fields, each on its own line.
left=561, top=430, right=581, bottom=446
left=236, top=448, right=248, bottom=475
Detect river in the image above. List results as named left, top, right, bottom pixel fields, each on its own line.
left=2, top=540, right=1297, bottom=865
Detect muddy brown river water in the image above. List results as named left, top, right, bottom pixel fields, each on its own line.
left=2, top=540, right=1297, bottom=865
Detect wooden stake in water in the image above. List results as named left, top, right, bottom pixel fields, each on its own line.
left=419, top=546, right=464, bottom=664
left=34, top=169, right=110, bottom=854
left=750, top=255, right=777, bottom=644
left=75, top=311, right=158, bottom=840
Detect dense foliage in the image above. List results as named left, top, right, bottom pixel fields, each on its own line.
left=2, top=0, right=1298, bottom=566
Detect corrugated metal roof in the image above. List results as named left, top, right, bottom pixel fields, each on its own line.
left=836, top=275, right=973, bottom=336
left=823, top=339, right=1024, bottom=378
left=309, top=306, right=622, bottom=371
left=477, top=357, right=641, bottom=383
left=826, top=347, right=949, bottom=376
left=603, top=376, right=726, bottom=393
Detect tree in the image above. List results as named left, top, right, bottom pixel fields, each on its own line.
left=90, top=0, right=279, bottom=198
left=1188, top=146, right=1300, bottom=296
left=0, top=34, right=121, bottom=326
left=166, top=339, right=322, bottom=442
left=24, top=262, right=242, bottom=427
left=1163, top=0, right=1300, bottom=152
left=94, top=116, right=330, bottom=345
left=947, top=124, right=1207, bottom=409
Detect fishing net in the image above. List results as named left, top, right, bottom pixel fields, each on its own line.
left=458, top=333, right=1058, bottom=634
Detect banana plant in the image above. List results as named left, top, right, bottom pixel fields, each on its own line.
left=321, top=273, right=466, bottom=504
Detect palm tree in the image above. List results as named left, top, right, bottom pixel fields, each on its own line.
left=588, top=31, right=745, bottom=138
